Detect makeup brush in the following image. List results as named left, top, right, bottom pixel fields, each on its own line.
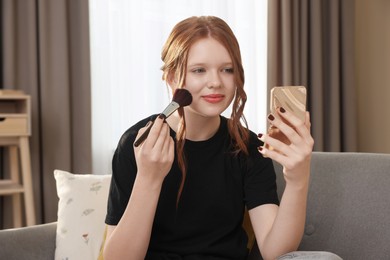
left=134, top=88, right=192, bottom=147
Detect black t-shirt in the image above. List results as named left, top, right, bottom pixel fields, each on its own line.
left=105, top=115, right=279, bottom=259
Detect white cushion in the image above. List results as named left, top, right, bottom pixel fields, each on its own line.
left=54, top=169, right=111, bottom=260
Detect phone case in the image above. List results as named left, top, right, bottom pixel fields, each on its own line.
left=270, top=86, right=306, bottom=121
left=266, top=86, right=307, bottom=151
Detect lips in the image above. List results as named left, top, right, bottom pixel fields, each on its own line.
left=202, top=94, right=225, bottom=103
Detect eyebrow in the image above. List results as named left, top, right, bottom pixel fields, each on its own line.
left=187, top=62, right=233, bottom=67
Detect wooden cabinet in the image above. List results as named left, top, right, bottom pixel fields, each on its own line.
left=0, top=93, right=30, bottom=136
left=0, top=90, right=35, bottom=227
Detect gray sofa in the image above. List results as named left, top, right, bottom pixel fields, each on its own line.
left=1, top=152, right=390, bottom=260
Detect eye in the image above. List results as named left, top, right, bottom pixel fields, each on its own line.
left=191, top=68, right=206, bottom=73
left=222, top=67, right=234, bottom=74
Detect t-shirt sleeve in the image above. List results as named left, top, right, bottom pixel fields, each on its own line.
left=243, top=133, right=280, bottom=210
left=105, top=128, right=138, bottom=225
left=105, top=116, right=157, bottom=225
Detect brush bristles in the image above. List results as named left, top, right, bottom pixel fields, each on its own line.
left=172, top=89, right=192, bottom=107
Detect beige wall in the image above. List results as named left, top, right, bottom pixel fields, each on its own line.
left=356, top=0, right=390, bottom=153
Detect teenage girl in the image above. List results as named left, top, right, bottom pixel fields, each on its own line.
left=103, top=16, right=339, bottom=260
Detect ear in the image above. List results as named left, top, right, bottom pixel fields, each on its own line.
left=167, top=73, right=178, bottom=91
left=167, top=73, right=177, bottom=88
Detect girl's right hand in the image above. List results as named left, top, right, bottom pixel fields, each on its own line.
left=133, top=117, right=175, bottom=186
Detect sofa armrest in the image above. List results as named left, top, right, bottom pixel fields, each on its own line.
left=0, top=222, right=57, bottom=260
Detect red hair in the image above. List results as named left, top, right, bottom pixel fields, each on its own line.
left=160, top=16, right=249, bottom=205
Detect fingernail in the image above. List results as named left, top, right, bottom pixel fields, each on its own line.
left=258, top=146, right=263, bottom=151
left=257, top=133, right=263, bottom=139
left=280, top=107, right=286, bottom=113
left=268, top=114, right=275, bottom=121
left=158, top=114, right=166, bottom=120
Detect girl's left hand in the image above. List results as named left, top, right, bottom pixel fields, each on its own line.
left=258, top=107, right=314, bottom=187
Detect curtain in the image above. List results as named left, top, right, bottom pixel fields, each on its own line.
left=0, top=0, right=91, bottom=228
left=90, top=0, right=269, bottom=174
left=268, top=0, right=357, bottom=152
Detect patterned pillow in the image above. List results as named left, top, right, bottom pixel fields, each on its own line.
left=54, top=169, right=111, bottom=260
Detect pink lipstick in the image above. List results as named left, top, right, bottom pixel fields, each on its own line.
left=202, top=94, right=225, bottom=103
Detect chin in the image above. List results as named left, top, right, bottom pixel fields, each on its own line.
left=186, top=104, right=229, bottom=118
left=201, top=109, right=227, bottom=118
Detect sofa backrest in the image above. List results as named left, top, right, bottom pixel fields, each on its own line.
left=272, top=152, right=390, bottom=259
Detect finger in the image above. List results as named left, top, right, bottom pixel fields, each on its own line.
left=301, top=111, right=314, bottom=145
left=168, top=138, right=175, bottom=162
left=279, top=108, right=313, bottom=145
left=258, top=145, right=290, bottom=167
left=272, top=109, right=314, bottom=156
left=162, top=129, right=174, bottom=162
left=258, top=136, right=305, bottom=171
left=164, top=131, right=175, bottom=162
left=259, top=132, right=293, bottom=157
left=152, top=121, right=169, bottom=151
left=304, top=111, right=311, bottom=130
left=268, top=113, right=302, bottom=146
left=134, top=121, right=153, bottom=147
left=274, top=108, right=312, bottom=145
left=162, top=123, right=173, bottom=153
left=144, top=116, right=165, bottom=149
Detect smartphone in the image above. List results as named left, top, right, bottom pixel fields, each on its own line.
left=265, top=86, right=307, bottom=150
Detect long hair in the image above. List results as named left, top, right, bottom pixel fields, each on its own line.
left=160, top=16, right=250, bottom=205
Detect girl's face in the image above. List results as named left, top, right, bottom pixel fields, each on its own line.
left=179, top=37, right=236, bottom=119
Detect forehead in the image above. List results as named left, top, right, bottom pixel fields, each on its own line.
left=187, top=37, right=232, bottom=65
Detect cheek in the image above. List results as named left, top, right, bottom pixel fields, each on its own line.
left=226, top=82, right=236, bottom=98
left=184, top=77, right=204, bottom=93
left=222, top=75, right=235, bottom=88
left=226, top=93, right=235, bottom=107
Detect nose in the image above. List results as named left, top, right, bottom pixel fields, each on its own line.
left=207, top=70, right=222, bottom=89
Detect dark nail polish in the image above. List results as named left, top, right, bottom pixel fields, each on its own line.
left=257, top=133, right=263, bottom=138
left=258, top=146, right=263, bottom=151
left=158, top=114, right=166, bottom=119
left=280, top=107, right=286, bottom=113
left=268, top=114, right=275, bottom=121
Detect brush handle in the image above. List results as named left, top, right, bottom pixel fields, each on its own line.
left=133, top=114, right=167, bottom=147
left=134, top=102, right=180, bottom=147
left=134, top=121, right=154, bottom=147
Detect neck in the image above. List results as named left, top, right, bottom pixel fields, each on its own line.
left=166, top=111, right=221, bottom=141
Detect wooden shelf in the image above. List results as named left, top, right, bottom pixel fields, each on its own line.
left=0, top=94, right=30, bottom=136
left=0, top=180, right=24, bottom=195
left=0, top=89, right=25, bottom=96
left=0, top=91, right=35, bottom=227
